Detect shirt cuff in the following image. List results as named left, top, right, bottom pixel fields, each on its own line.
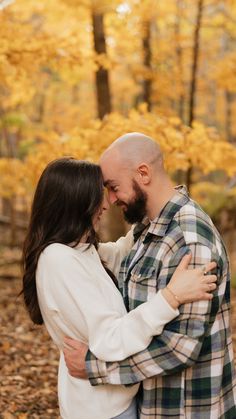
left=85, top=349, right=109, bottom=386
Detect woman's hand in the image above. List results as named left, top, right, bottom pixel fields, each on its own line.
left=162, top=253, right=217, bottom=309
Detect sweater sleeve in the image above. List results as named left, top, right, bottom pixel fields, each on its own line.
left=98, top=228, right=134, bottom=277
left=40, top=245, right=179, bottom=362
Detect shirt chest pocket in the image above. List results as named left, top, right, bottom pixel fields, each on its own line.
left=129, top=262, right=159, bottom=296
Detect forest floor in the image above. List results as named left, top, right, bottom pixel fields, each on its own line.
left=0, top=251, right=236, bottom=418
left=0, top=277, right=59, bottom=419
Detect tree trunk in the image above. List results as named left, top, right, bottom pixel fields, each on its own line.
left=142, top=20, right=152, bottom=111
left=92, top=11, right=125, bottom=240
left=175, top=0, right=185, bottom=121
left=225, top=90, right=236, bottom=144
left=0, top=110, right=3, bottom=157
left=2, top=127, right=18, bottom=158
left=92, top=12, right=111, bottom=119
left=186, top=0, right=204, bottom=192
left=188, top=0, right=204, bottom=126
left=9, top=196, right=16, bottom=247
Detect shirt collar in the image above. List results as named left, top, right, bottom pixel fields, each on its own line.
left=133, top=185, right=189, bottom=240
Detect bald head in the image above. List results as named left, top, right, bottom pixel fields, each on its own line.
left=100, top=132, right=174, bottom=220
left=100, top=132, right=164, bottom=172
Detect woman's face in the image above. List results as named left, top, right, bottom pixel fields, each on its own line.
left=92, top=193, right=109, bottom=230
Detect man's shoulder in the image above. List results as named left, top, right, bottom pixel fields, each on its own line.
left=175, top=198, right=213, bottom=225
left=170, top=198, right=220, bottom=247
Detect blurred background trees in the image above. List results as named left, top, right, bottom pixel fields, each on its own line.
left=0, top=0, right=236, bottom=273
left=1, top=3, right=236, bottom=415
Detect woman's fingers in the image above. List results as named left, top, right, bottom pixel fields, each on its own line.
left=201, top=273, right=217, bottom=293
left=203, top=292, right=214, bottom=300
left=176, top=257, right=217, bottom=275
left=175, top=253, right=192, bottom=271
left=201, top=261, right=217, bottom=274
left=202, top=274, right=217, bottom=283
left=168, top=257, right=218, bottom=305
left=204, top=282, right=217, bottom=291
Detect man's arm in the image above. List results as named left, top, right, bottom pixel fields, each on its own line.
left=85, top=243, right=222, bottom=386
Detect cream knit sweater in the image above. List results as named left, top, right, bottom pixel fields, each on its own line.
left=36, top=232, right=178, bottom=419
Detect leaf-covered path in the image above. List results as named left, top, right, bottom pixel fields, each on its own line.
left=1, top=278, right=236, bottom=418
left=0, top=278, right=59, bottom=418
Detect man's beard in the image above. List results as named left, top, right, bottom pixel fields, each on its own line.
left=117, top=180, right=147, bottom=224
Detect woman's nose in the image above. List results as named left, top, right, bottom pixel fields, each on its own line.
left=103, top=195, right=110, bottom=210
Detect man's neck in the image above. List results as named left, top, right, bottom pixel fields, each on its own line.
left=147, top=181, right=176, bottom=221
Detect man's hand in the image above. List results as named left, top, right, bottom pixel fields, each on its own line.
left=63, top=337, right=89, bottom=379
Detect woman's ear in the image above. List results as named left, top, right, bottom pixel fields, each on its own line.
left=137, top=163, right=151, bottom=185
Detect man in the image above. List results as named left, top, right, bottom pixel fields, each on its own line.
left=64, top=133, right=236, bottom=418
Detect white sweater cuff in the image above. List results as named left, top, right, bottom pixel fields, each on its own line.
left=138, top=290, right=179, bottom=333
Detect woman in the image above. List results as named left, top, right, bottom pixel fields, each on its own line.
left=22, top=157, right=216, bottom=419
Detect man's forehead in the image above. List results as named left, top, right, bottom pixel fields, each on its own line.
left=102, top=168, right=120, bottom=184
left=101, top=167, right=123, bottom=186
left=100, top=155, right=122, bottom=175
left=100, top=150, right=131, bottom=183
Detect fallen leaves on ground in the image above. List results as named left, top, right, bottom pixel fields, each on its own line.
left=0, top=278, right=59, bottom=418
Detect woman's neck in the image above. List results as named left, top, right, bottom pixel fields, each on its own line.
left=79, top=232, right=89, bottom=243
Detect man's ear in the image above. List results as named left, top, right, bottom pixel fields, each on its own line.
left=137, top=163, right=151, bottom=185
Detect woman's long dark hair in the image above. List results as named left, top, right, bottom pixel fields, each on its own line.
left=22, top=157, right=115, bottom=325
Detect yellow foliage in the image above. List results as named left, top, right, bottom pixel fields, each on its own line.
left=215, top=53, right=236, bottom=92
left=0, top=159, right=27, bottom=198
left=1, top=0, right=236, bottom=209
left=0, top=0, right=91, bottom=109
left=191, top=181, right=235, bottom=219
left=1, top=109, right=236, bottom=202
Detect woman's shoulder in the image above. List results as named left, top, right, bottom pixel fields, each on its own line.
left=42, top=242, right=72, bottom=257
left=38, top=243, right=76, bottom=269
left=37, top=243, right=102, bottom=288
left=39, top=243, right=96, bottom=268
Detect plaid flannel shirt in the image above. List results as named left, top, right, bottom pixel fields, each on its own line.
left=86, top=186, right=236, bottom=418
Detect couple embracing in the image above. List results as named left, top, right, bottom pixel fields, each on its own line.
left=22, top=133, right=236, bottom=418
